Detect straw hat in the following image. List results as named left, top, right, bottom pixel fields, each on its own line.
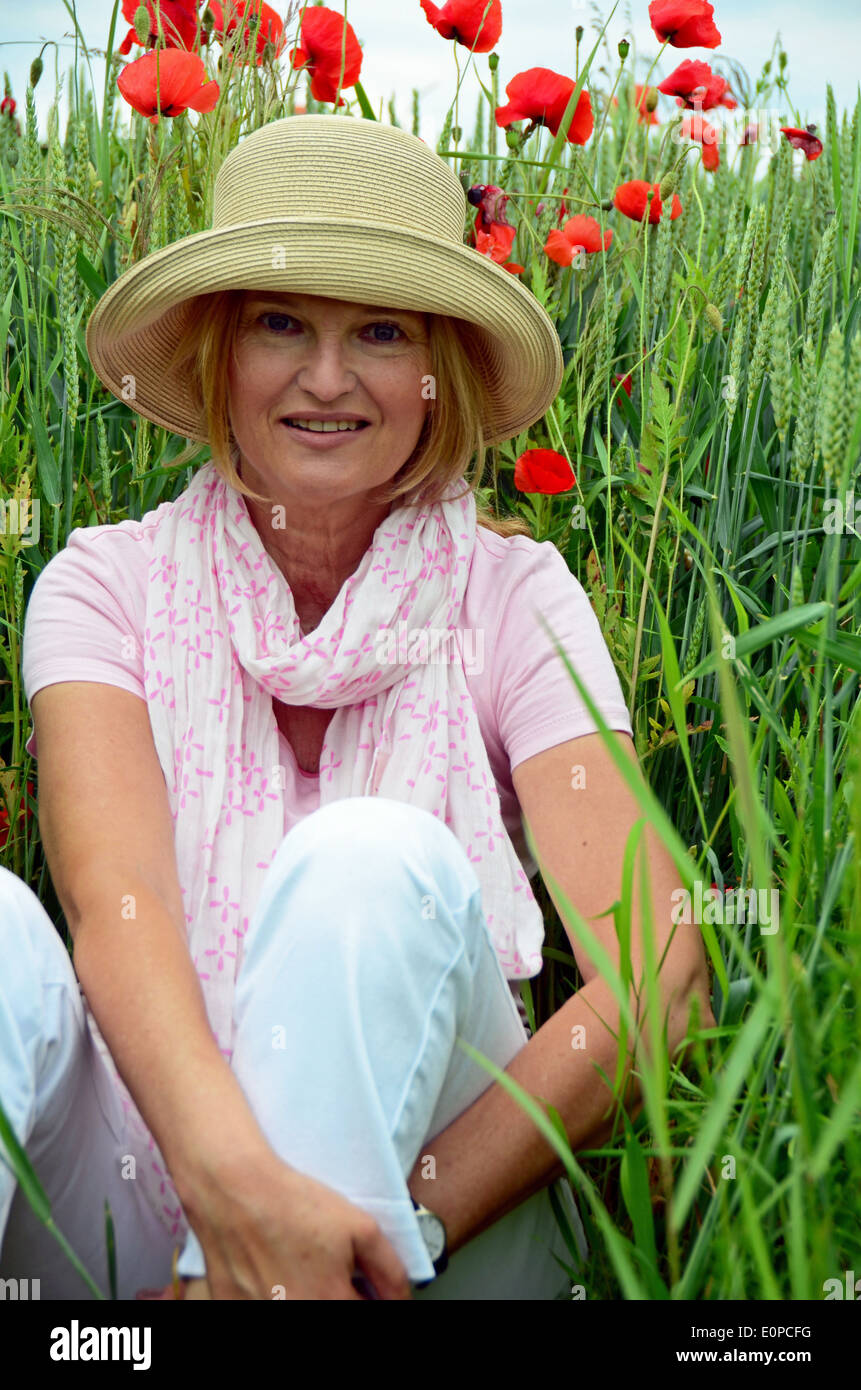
left=85, top=114, right=564, bottom=448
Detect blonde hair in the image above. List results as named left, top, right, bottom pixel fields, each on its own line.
left=163, top=289, right=532, bottom=538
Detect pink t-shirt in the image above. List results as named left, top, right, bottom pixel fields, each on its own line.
left=23, top=507, right=632, bottom=861
left=22, top=507, right=633, bottom=1029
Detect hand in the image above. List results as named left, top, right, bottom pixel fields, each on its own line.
left=177, top=1147, right=414, bottom=1301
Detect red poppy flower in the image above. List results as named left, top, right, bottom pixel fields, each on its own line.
left=780, top=126, right=823, bottom=161
left=545, top=214, right=612, bottom=265
left=420, top=0, right=502, bottom=53
left=613, top=179, right=682, bottom=224
left=614, top=372, right=633, bottom=397
left=0, top=780, right=35, bottom=851
left=648, top=0, right=721, bottom=49
left=467, top=183, right=512, bottom=232
left=466, top=184, right=522, bottom=270
left=700, top=139, right=719, bottom=171
left=514, top=449, right=576, bottom=494
left=495, top=69, right=594, bottom=145
left=658, top=59, right=736, bottom=110
left=289, top=5, right=363, bottom=105
left=117, top=0, right=201, bottom=55
left=679, top=112, right=720, bottom=170
left=475, top=224, right=524, bottom=274
left=0, top=95, right=16, bottom=117
left=207, top=1, right=287, bottom=63
left=634, top=84, right=660, bottom=125
left=117, top=47, right=220, bottom=123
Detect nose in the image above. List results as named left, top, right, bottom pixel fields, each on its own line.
left=295, top=332, right=359, bottom=401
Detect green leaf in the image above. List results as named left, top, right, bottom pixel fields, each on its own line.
left=76, top=247, right=108, bottom=300
left=0, top=1094, right=52, bottom=1224
left=619, top=1118, right=666, bottom=1298
left=794, top=625, right=861, bottom=673
left=105, top=1199, right=117, bottom=1301
left=23, top=383, right=61, bottom=506
left=788, top=956, right=821, bottom=1156
left=682, top=603, right=831, bottom=682
left=0, top=1092, right=104, bottom=1298
left=808, top=1051, right=861, bottom=1179
left=672, top=989, right=775, bottom=1232
left=353, top=82, right=376, bottom=121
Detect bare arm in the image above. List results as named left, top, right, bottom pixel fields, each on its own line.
left=32, top=682, right=271, bottom=1197
left=69, top=874, right=274, bottom=1200
left=31, top=682, right=410, bottom=1297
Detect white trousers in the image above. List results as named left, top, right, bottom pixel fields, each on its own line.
left=0, top=796, right=586, bottom=1300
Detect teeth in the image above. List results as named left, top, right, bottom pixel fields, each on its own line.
left=286, top=419, right=364, bottom=432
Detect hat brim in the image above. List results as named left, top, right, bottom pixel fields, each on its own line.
left=84, top=217, right=564, bottom=448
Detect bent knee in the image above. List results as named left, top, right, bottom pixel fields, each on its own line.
left=243, top=796, right=485, bottom=970
left=273, top=795, right=479, bottom=904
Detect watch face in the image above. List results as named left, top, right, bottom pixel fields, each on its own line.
left=418, top=1211, right=446, bottom=1264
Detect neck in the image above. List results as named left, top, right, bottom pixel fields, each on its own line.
left=244, top=490, right=393, bottom=624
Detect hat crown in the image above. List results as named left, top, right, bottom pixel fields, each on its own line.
left=212, top=114, right=467, bottom=242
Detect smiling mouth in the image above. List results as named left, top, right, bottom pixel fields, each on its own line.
left=282, top=418, right=371, bottom=433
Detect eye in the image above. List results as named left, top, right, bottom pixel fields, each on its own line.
left=364, top=321, right=406, bottom=343
left=259, top=312, right=296, bottom=333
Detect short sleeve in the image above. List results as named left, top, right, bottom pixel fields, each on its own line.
left=491, top=540, right=633, bottom=772
left=21, top=528, right=148, bottom=758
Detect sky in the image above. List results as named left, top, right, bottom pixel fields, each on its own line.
left=0, top=0, right=857, bottom=148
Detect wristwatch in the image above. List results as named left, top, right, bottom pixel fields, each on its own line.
left=410, top=1196, right=448, bottom=1286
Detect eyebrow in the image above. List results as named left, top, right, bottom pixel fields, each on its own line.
left=242, top=293, right=422, bottom=318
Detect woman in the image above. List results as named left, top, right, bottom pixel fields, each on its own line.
left=0, top=115, right=712, bottom=1300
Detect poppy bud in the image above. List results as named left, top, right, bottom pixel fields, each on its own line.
left=29, top=55, right=43, bottom=88
left=705, top=304, right=724, bottom=332
left=779, top=52, right=787, bottom=69
left=133, top=4, right=151, bottom=47
left=488, top=52, right=499, bottom=71
left=644, top=88, right=658, bottom=112
left=451, top=126, right=462, bottom=143
left=576, top=26, right=584, bottom=42
left=658, top=170, right=676, bottom=200
left=202, top=5, right=216, bottom=26
left=618, top=38, right=629, bottom=60
left=505, top=128, right=520, bottom=149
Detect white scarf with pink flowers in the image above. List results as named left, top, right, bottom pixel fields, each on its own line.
left=83, top=459, right=545, bottom=1245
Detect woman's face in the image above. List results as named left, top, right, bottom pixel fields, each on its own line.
left=227, top=291, right=433, bottom=510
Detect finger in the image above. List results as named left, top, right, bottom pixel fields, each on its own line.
left=351, top=1271, right=381, bottom=1300
left=354, top=1230, right=413, bottom=1301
